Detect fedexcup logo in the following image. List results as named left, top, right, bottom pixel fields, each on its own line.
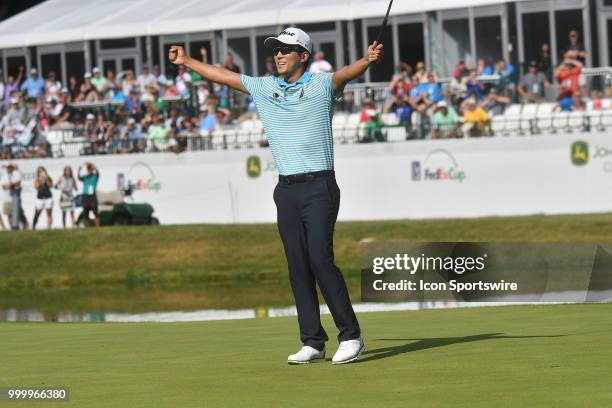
left=571, top=141, right=589, bottom=166
left=412, top=149, right=466, bottom=183
left=247, top=155, right=261, bottom=178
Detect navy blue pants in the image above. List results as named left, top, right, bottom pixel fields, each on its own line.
left=273, top=172, right=361, bottom=351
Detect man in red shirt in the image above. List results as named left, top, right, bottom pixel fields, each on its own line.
left=555, top=56, right=583, bottom=98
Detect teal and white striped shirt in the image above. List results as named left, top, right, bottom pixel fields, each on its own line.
left=240, top=72, right=340, bottom=176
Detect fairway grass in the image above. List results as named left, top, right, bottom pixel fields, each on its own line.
left=1, top=304, right=611, bottom=407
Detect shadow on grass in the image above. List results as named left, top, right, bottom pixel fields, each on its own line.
left=353, top=333, right=567, bottom=364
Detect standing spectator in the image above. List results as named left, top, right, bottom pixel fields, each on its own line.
left=3, top=70, right=23, bottom=108
left=555, top=57, right=583, bottom=99
left=137, top=66, right=157, bottom=95
left=175, top=65, right=192, bottom=97
left=90, top=67, right=107, bottom=95
left=414, top=61, right=428, bottom=83
left=1, top=163, right=28, bottom=230
left=309, top=51, right=333, bottom=74
left=432, top=101, right=460, bottom=139
left=44, top=71, right=62, bottom=102
left=463, top=98, right=490, bottom=137
left=32, top=166, right=53, bottom=230
left=78, top=162, right=100, bottom=227
left=223, top=53, right=241, bottom=74
left=263, top=57, right=277, bottom=77
left=518, top=61, right=549, bottom=103
left=55, top=165, right=78, bottom=228
left=537, top=43, right=553, bottom=82
left=153, top=65, right=167, bottom=94
left=20, top=68, right=45, bottom=101
left=564, top=30, right=586, bottom=64
left=67, top=75, right=80, bottom=102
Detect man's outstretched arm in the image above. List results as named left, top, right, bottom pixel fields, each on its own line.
left=332, top=41, right=384, bottom=92
left=168, top=45, right=248, bottom=94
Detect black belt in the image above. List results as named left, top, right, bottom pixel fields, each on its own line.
left=279, top=170, right=334, bottom=184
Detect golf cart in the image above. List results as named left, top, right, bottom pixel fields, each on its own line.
left=75, top=190, right=159, bottom=227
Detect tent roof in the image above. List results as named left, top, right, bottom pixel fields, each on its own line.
left=0, top=0, right=516, bottom=49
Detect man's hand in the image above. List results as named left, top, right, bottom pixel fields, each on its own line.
left=169, top=45, right=187, bottom=65
left=367, top=41, right=384, bottom=64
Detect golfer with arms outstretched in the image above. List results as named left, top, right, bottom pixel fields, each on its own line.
left=169, top=28, right=383, bottom=364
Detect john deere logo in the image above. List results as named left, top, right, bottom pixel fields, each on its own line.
left=247, top=155, right=261, bottom=178
left=571, top=141, right=589, bottom=166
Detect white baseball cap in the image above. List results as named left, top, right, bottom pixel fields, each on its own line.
left=92, top=67, right=100, bottom=73
left=264, top=27, right=312, bottom=53
left=84, top=72, right=92, bottom=79
left=437, top=101, right=448, bottom=108
left=86, top=113, right=95, bottom=120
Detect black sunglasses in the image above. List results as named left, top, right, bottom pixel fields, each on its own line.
left=273, top=46, right=302, bottom=56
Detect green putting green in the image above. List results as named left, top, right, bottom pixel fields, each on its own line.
left=1, top=304, right=611, bottom=407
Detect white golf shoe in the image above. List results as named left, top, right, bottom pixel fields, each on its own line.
left=287, top=345, right=326, bottom=365
left=332, top=337, right=365, bottom=365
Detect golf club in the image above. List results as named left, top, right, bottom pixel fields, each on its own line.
left=375, top=0, right=394, bottom=44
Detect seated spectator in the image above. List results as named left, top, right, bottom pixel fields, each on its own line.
left=385, top=95, right=413, bottom=127
left=389, top=73, right=410, bottom=100
left=163, top=79, right=179, bottom=97
left=359, top=99, right=384, bottom=142
left=50, top=91, right=73, bottom=128
left=493, top=59, right=514, bottom=94
left=103, top=70, right=119, bottom=99
left=149, top=117, right=177, bottom=153
left=44, top=71, right=62, bottom=102
left=137, top=66, right=157, bottom=95
left=518, top=61, right=549, bottom=103
left=67, top=75, right=80, bottom=102
left=464, top=69, right=484, bottom=102
left=176, top=117, right=195, bottom=152
left=309, top=51, right=333, bottom=74
left=119, top=117, right=144, bottom=153
left=80, top=73, right=98, bottom=102
left=223, top=53, right=241, bottom=74
left=537, top=43, right=553, bottom=82
left=90, top=67, right=107, bottom=95
left=554, top=91, right=584, bottom=112
left=480, top=88, right=510, bottom=116
left=120, top=70, right=136, bottom=96
left=432, top=101, right=460, bottom=139
left=453, top=60, right=470, bottom=82
left=20, top=68, right=45, bottom=102
left=463, top=98, right=490, bottom=137
left=476, top=58, right=493, bottom=76
left=555, top=56, right=583, bottom=99
left=591, top=90, right=603, bottom=110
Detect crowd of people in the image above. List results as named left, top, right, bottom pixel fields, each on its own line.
left=0, top=29, right=603, bottom=153
left=0, top=161, right=101, bottom=231
left=377, top=30, right=594, bottom=139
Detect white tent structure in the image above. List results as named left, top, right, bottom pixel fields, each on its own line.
left=0, top=0, right=519, bottom=48
left=0, top=0, right=596, bottom=83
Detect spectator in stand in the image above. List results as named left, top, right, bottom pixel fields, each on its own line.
left=518, top=61, right=549, bottom=103
left=163, top=79, right=179, bottom=97
left=149, top=116, right=177, bottom=152
left=137, top=66, right=157, bottom=95
left=120, top=70, right=136, bottom=96
left=176, top=116, right=195, bottom=152
left=124, top=89, right=144, bottom=120
left=196, top=81, right=210, bottom=107
left=153, top=65, right=167, bottom=94
left=264, top=57, right=277, bottom=77
left=389, top=71, right=411, bottom=99
left=465, top=69, right=484, bottom=102
left=50, top=90, right=73, bottom=128
left=555, top=56, right=583, bottom=99
left=432, top=101, right=461, bottom=139
left=3, top=69, right=23, bottom=108
left=20, top=68, right=45, bottom=102
left=67, top=75, right=80, bottom=102
left=0, top=68, right=4, bottom=107
left=493, top=58, right=514, bottom=94
left=83, top=113, right=100, bottom=153
left=32, top=166, right=53, bottom=230
left=175, top=65, right=192, bottom=97
left=384, top=95, right=413, bottom=127
left=423, top=71, right=442, bottom=104
left=463, top=98, right=490, bottom=137
left=453, top=60, right=470, bottom=81
left=55, top=165, right=78, bottom=228
left=414, top=61, right=428, bottom=83
left=103, top=70, right=119, bottom=99
left=44, top=71, right=62, bottom=102
left=78, top=162, right=100, bottom=227
left=476, top=58, right=493, bottom=76
left=198, top=104, right=217, bottom=140
left=359, top=99, right=384, bottom=142
left=480, top=87, right=510, bottom=116
left=90, top=67, right=107, bottom=95
left=309, top=51, right=333, bottom=74
left=80, top=72, right=98, bottom=102
left=200, top=47, right=209, bottom=64
left=121, top=117, right=144, bottom=152
left=223, top=53, right=241, bottom=74
left=564, top=30, right=586, bottom=64
left=537, top=43, right=553, bottom=82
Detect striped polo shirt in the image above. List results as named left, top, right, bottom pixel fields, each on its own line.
left=241, top=71, right=340, bottom=176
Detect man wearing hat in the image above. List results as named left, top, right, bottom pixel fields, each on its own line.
left=169, top=28, right=383, bottom=365
left=20, top=68, right=45, bottom=102
left=90, top=67, right=107, bottom=95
